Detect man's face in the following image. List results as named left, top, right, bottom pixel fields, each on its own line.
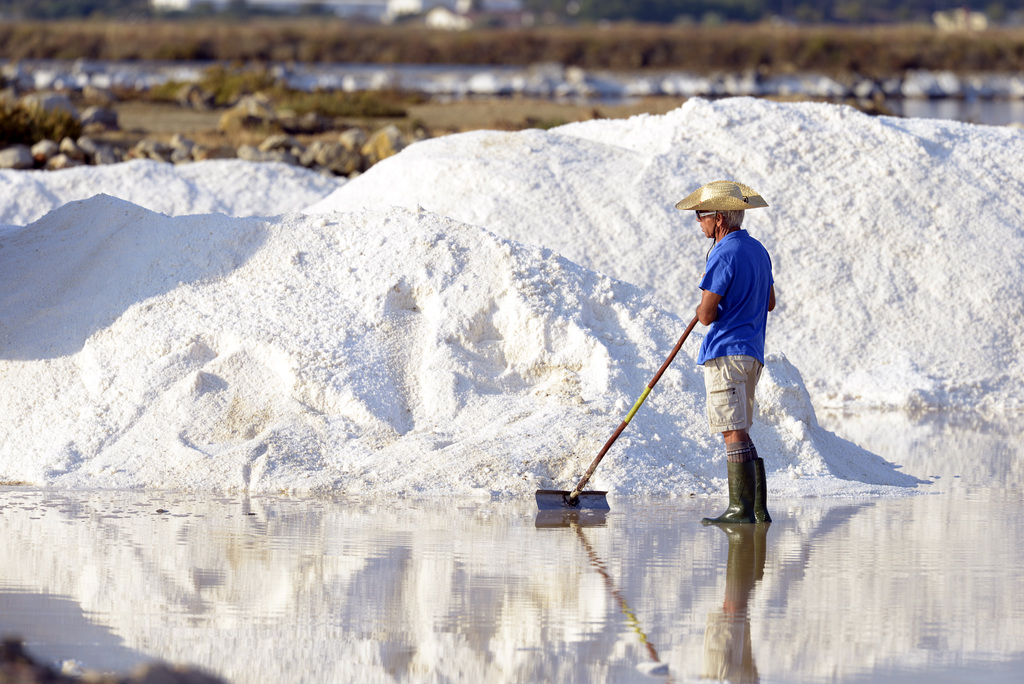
left=696, top=211, right=718, bottom=239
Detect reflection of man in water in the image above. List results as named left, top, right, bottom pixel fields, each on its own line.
left=702, top=525, right=768, bottom=683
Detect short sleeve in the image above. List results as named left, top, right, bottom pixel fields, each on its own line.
left=699, top=251, right=733, bottom=297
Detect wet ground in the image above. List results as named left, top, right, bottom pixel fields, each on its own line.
left=1, top=412, right=1022, bottom=684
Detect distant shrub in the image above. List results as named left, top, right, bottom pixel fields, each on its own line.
left=278, top=90, right=410, bottom=119
left=199, top=64, right=278, bottom=106
left=5, top=20, right=1024, bottom=78
left=525, top=117, right=569, bottom=130
left=146, top=64, right=412, bottom=119
left=0, top=102, right=81, bottom=147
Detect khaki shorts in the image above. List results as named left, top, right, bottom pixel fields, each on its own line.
left=703, top=355, right=763, bottom=433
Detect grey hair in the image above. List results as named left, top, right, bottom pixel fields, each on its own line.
left=719, top=210, right=745, bottom=229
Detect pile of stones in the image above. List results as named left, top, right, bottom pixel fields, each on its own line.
left=0, top=90, right=422, bottom=176
left=1, top=637, right=225, bottom=684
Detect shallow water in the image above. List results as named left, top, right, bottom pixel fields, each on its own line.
left=885, top=98, right=1024, bottom=126
left=2, top=416, right=1023, bottom=684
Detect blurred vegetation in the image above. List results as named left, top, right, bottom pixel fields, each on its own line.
left=5, top=20, right=1024, bottom=77
left=0, top=102, right=82, bottom=146
left=275, top=90, right=412, bottom=118
left=148, top=64, right=412, bottom=118
left=197, top=64, right=279, bottom=106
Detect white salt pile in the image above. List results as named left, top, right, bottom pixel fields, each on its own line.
left=308, top=96, right=1024, bottom=416
left=0, top=193, right=913, bottom=497
left=0, top=158, right=343, bottom=225
left=9, top=95, right=1011, bottom=499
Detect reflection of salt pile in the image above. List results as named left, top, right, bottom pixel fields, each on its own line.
left=0, top=194, right=912, bottom=496
left=308, top=96, right=1024, bottom=416
left=3, top=491, right=1021, bottom=684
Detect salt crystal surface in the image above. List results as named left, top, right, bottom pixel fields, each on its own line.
left=307, top=96, right=1024, bottom=416
left=4, top=97, right=997, bottom=497
left=0, top=158, right=343, bottom=225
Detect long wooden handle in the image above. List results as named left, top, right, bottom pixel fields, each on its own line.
left=569, top=315, right=700, bottom=500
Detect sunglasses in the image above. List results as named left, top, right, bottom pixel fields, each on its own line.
left=695, top=211, right=718, bottom=220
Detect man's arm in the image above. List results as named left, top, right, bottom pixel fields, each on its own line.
left=697, top=289, right=722, bottom=326
left=768, top=284, right=776, bottom=312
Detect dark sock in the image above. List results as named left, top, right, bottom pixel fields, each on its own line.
left=726, top=440, right=755, bottom=464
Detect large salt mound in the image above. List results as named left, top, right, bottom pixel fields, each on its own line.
left=307, top=97, right=1024, bottom=416
left=0, top=195, right=918, bottom=496
left=0, top=158, right=343, bottom=225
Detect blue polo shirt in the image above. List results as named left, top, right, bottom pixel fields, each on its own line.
left=697, top=230, right=773, bottom=365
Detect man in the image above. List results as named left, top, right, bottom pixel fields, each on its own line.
left=675, top=180, right=775, bottom=524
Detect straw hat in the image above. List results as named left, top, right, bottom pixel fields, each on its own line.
left=674, top=180, right=768, bottom=211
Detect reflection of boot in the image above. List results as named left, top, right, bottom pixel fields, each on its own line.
left=753, top=457, right=771, bottom=523
left=702, top=523, right=767, bottom=682
left=753, top=522, right=768, bottom=583
left=721, top=525, right=757, bottom=607
left=702, top=461, right=757, bottom=525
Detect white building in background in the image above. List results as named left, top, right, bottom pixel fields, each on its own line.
left=933, top=8, right=988, bottom=31
left=150, top=0, right=227, bottom=9
left=425, top=6, right=471, bottom=30
left=384, top=0, right=458, bottom=22
left=385, top=0, right=522, bottom=23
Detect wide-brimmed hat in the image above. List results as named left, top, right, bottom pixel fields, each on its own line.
left=675, top=180, right=768, bottom=211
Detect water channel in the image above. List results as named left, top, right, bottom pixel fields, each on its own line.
left=8, top=59, right=1024, bottom=127
left=2, top=411, right=1022, bottom=683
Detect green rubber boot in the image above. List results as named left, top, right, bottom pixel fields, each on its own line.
left=702, top=460, right=758, bottom=525
left=753, top=457, right=772, bottom=524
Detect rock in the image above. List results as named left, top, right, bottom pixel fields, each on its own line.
left=59, top=136, right=86, bottom=161
left=191, top=144, right=236, bottom=161
left=1, top=637, right=226, bottom=683
left=76, top=136, right=100, bottom=157
left=30, top=139, right=59, bottom=163
left=303, top=139, right=361, bottom=175
left=176, top=83, right=214, bottom=110
left=236, top=144, right=265, bottom=162
left=128, top=662, right=225, bottom=684
left=852, top=78, right=881, bottom=99
left=170, top=134, right=195, bottom=152
left=82, top=84, right=116, bottom=106
left=170, top=147, right=193, bottom=164
left=218, top=94, right=279, bottom=133
left=132, top=139, right=172, bottom=163
left=338, top=127, right=368, bottom=152
left=298, top=140, right=320, bottom=167
left=20, top=91, right=78, bottom=118
left=258, top=134, right=302, bottom=154
left=46, top=153, right=86, bottom=170
left=279, top=110, right=333, bottom=134
left=0, top=145, right=34, bottom=169
left=266, top=150, right=301, bottom=166
left=92, top=145, right=122, bottom=165
left=169, top=135, right=195, bottom=164
left=77, top=135, right=123, bottom=164
left=80, top=105, right=119, bottom=131
left=361, top=124, right=406, bottom=166
left=237, top=144, right=299, bottom=166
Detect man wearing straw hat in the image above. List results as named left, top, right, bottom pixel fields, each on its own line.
left=676, top=180, right=775, bottom=525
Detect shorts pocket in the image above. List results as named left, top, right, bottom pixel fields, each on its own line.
left=708, top=387, right=742, bottom=427
left=709, top=387, right=738, bottom=407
